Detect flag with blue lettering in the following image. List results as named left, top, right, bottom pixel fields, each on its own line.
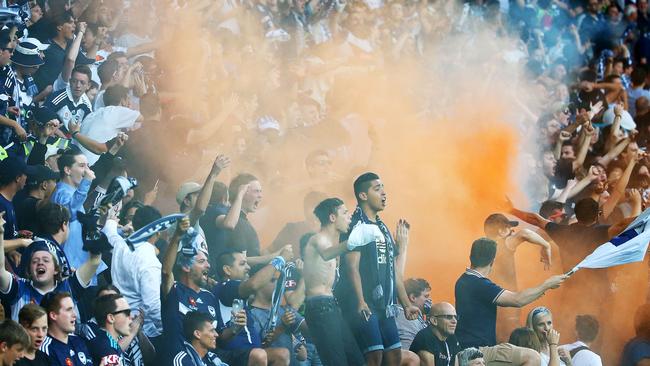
left=572, top=208, right=650, bottom=272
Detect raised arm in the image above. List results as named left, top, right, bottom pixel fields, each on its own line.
left=606, top=105, right=625, bottom=152
left=76, top=251, right=102, bottom=287
left=496, top=274, right=566, bottom=307
left=312, top=234, right=349, bottom=261
left=599, top=137, right=630, bottom=167
left=217, top=184, right=248, bottom=230
left=190, top=155, right=230, bottom=226
left=238, top=246, right=292, bottom=298
left=161, top=217, right=190, bottom=299
left=61, top=22, right=87, bottom=84
left=510, top=228, right=552, bottom=270
left=0, top=213, right=14, bottom=293
left=505, top=197, right=551, bottom=230
left=602, top=153, right=639, bottom=219
left=573, top=123, right=595, bottom=172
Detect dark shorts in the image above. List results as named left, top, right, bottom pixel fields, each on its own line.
left=214, top=348, right=252, bottom=366
left=354, top=311, right=401, bottom=354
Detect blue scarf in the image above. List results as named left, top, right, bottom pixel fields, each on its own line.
left=126, top=214, right=185, bottom=250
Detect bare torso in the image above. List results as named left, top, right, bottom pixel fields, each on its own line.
left=303, top=232, right=338, bottom=298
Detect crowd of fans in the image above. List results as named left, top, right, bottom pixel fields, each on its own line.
left=0, top=0, right=650, bottom=365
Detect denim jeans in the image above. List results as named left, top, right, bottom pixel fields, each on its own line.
left=304, top=296, right=365, bottom=366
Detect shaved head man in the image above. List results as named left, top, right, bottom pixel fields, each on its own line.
left=409, top=302, right=460, bottom=366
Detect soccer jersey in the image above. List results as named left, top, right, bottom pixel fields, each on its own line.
left=162, top=282, right=219, bottom=357
left=85, top=326, right=126, bottom=366
left=172, top=342, right=228, bottom=366
left=40, top=334, right=94, bottom=366
left=0, top=271, right=87, bottom=320
left=211, top=280, right=258, bottom=350
left=44, top=87, right=92, bottom=131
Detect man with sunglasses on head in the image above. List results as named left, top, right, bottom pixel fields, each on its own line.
left=85, top=294, right=132, bottom=366
left=409, top=302, right=460, bottom=366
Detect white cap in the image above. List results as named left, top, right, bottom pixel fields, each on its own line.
left=602, top=105, right=636, bottom=131
left=23, top=37, right=49, bottom=51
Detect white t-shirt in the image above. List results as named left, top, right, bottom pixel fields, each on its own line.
left=75, top=106, right=140, bottom=165
left=562, top=342, right=602, bottom=366
left=540, top=352, right=567, bottom=366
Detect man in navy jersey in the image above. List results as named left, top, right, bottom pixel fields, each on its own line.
left=213, top=250, right=293, bottom=366
left=173, top=311, right=227, bottom=366
left=161, top=217, right=249, bottom=366
left=40, top=292, right=93, bottom=365
left=335, top=172, right=419, bottom=366
left=18, top=203, right=72, bottom=281
left=0, top=210, right=101, bottom=320
left=85, top=294, right=131, bottom=366
left=44, top=66, right=93, bottom=132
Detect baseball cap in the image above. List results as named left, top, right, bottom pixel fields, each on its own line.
left=0, top=157, right=36, bottom=182
left=31, top=107, right=60, bottom=127
left=26, top=165, right=58, bottom=185
left=484, top=213, right=519, bottom=236
left=176, top=182, right=201, bottom=206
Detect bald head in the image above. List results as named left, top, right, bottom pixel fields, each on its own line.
left=431, top=302, right=455, bottom=316
left=430, top=302, right=457, bottom=339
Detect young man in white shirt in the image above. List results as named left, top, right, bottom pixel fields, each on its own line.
left=561, top=315, right=602, bottom=366
left=104, top=205, right=163, bottom=341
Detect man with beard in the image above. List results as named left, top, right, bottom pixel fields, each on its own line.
left=161, top=217, right=250, bottom=365
left=212, top=249, right=293, bottom=366
left=336, top=172, right=419, bottom=366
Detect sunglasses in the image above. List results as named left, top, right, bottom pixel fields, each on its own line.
left=111, top=308, right=131, bottom=317
left=2, top=48, right=13, bottom=53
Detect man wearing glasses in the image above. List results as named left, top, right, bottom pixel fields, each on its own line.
left=85, top=294, right=132, bottom=366
left=409, top=302, right=460, bottom=366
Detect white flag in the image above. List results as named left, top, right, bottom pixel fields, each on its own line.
left=572, top=208, right=650, bottom=272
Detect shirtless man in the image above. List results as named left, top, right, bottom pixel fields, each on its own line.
left=302, top=198, right=368, bottom=366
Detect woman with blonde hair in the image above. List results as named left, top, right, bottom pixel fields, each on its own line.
left=526, top=306, right=571, bottom=366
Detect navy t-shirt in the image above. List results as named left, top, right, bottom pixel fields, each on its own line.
left=454, top=269, right=504, bottom=348
left=410, top=326, right=461, bottom=366
left=40, top=334, right=94, bottom=366
left=621, top=337, right=650, bottom=366
left=212, top=280, right=260, bottom=350
left=161, top=282, right=219, bottom=358
left=200, top=203, right=229, bottom=273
